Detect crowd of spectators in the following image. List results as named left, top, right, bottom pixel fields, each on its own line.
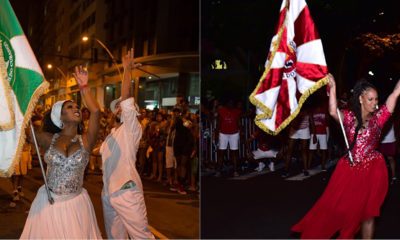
left=201, top=90, right=399, bottom=183
left=10, top=98, right=199, bottom=207
left=89, top=99, right=200, bottom=195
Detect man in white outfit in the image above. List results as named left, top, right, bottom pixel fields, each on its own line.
left=100, top=49, right=154, bottom=239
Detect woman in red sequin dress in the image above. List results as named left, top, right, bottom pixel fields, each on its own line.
left=291, top=74, right=400, bottom=239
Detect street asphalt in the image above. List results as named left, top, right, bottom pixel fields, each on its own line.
left=0, top=163, right=199, bottom=239
left=201, top=159, right=400, bottom=239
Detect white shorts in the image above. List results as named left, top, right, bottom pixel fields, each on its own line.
left=252, top=148, right=278, bottom=160
left=309, top=134, right=328, bottom=150
left=290, top=127, right=310, bottom=140
left=219, top=132, right=239, bottom=150
left=165, top=146, right=177, bottom=169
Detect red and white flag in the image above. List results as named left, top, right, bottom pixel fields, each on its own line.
left=249, top=0, right=329, bottom=135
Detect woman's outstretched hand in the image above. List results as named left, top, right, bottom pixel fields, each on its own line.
left=72, top=65, right=88, bottom=86
left=122, top=48, right=142, bottom=70
left=384, top=77, right=400, bottom=113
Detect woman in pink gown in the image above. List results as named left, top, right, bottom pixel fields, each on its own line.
left=291, top=74, right=400, bottom=239
left=21, top=66, right=102, bottom=239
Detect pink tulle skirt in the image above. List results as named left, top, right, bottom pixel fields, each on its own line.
left=20, top=185, right=102, bottom=239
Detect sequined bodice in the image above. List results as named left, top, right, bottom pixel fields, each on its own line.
left=44, top=133, right=89, bottom=195
left=343, top=105, right=391, bottom=168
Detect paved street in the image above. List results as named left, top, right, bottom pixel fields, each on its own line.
left=0, top=162, right=199, bottom=239
left=201, top=159, right=400, bottom=239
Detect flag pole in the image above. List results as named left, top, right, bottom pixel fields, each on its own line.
left=29, top=123, right=54, bottom=204
left=336, top=108, right=354, bottom=166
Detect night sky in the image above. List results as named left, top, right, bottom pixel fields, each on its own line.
left=9, top=0, right=31, bottom=33
left=7, top=0, right=400, bottom=102
left=201, top=0, right=400, bottom=103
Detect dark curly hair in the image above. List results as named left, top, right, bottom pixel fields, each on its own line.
left=42, top=100, right=84, bottom=134
left=348, top=79, right=377, bottom=152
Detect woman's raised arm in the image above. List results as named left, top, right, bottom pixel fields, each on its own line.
left=72, top=66, right=100, bottom=152
left=385, top=79, right=400, bottom=113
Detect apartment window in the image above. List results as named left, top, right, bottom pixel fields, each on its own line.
left=82, top=0, right=94, bottom=11
left=81, top=13, right=96, bottom=33
left=70, top=7, right=80, bottom=24
left=69, top=26, right=80, bottom=43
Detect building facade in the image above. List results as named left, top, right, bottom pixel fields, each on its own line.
left=28, top=0, right=199, bottom=112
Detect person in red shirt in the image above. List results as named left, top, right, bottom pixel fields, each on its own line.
left=309, top=100, right=329, bottom=171
left=215, top=98, right=242, bottom=177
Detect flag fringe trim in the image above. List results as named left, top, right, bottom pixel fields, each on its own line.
left=0, top=39, right=16, bottom=131
left=249, top=0, right=288, bottom=122
left=255, top=76, right=329, bottom=135
left=0, top=51, right=49, bottom=177
left=0, top=80, right=49, bottom=177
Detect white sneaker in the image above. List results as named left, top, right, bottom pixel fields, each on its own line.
left=233, top=171, right=240, bottom=177
left=255, top=162, right=266, bottom=172
left=269, top=162, right=275, bottom=172
left=214, top=171, right=222, bottom=177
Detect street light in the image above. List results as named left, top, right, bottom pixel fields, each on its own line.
left=82, top=35, right=123, bottom=81
left=47, top=63, right=67, bottom=80
left=81, top=35, right=161, bottom=80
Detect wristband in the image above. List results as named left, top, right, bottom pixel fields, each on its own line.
left=79, top=84, right=88, bottom=91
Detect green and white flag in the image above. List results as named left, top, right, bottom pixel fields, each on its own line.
left=0, top=0, right=49, bottom=177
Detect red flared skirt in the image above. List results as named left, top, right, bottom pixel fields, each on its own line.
left=291, top=156, right=388, bottom=239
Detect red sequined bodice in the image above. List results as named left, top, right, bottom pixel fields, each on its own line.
left=342, top=105, right=391, bottom=168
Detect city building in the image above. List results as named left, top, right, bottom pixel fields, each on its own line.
left=26, top=0, right=199, bottom=112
